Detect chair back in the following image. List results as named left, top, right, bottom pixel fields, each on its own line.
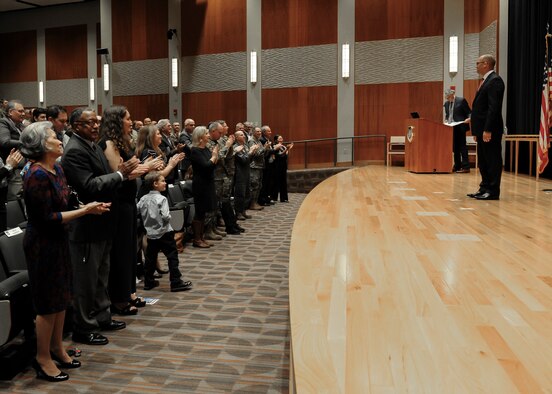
left=0, top=230, right=26, bottom=275
left=6, top=199, right=27, bottom=229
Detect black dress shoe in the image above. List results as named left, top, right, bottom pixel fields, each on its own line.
left=225, top=227, right=241, bottom=235
left=31, top=359, right=69, bottom=382
left=144, top=279, right=160, bottom=290
left=467, top=191, right=484, bottom=198
left=99, top=319, right=126, bottom=331
left=72, top=332, right=109, bottom=345
left=455, top=168, right=470, bottom=173
left=234, top=224, right=245, bottom=232
left=170, top=280, right=193, bottom=292
left=50, top=352, right=81, bottom=369
left=474, top=192, right=499, bottom=200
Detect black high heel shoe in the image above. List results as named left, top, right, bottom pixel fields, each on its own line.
left=31, top=359, right=69, bottom=382
left=50, top=352, right=81, bottom=369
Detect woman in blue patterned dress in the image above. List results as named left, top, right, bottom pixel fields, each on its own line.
left=20, top=121, right=110, bottom=382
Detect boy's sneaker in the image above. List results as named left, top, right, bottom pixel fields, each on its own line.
left=144, top=280, right=159, bottom=290
left=170, top=280, right=193, bottom=292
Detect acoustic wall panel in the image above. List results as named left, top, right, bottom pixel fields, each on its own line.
left=479, top=21, right=497, bottom=59
left=45, top=79, right=88, bottom=106
left=112, top=59, right=169, bottom=96
left=464, top=33, right=480, bottom=80
left=0, top=82, right=37, bottom=106
left=355, top=36, right=443, bottom=84
left=181, top=52, right=246, bottom=93
left=261, top=44, right=337, bottom=89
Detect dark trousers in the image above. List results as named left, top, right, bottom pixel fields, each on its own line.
left=70, top=240, right=113, bottom=334
left=453, top=128, right=469, bottom=170
left=477, top=135, right=503, bottom=196
left=144, top=232, right=182, bottom=286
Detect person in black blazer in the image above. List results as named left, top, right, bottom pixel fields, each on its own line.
left=0, top=100, right=25, bottom=200
left=61, top=108, right=139, bottom=345
left=444, top=89, right=471, bottom=172
left=467, top=54, right=505, bottom=200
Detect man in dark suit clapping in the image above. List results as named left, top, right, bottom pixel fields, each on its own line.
left=467, top=54, right=505, bottom=200
left=62, top=108, right=139, bottom=345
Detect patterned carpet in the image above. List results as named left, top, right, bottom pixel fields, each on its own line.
left=0, top=193, right=304, bottom=394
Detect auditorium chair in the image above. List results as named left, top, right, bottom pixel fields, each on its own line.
left=0, top=264, right=35, bottom=380
left=0, top=229, right=26, bottom=275
left=6, top=199, right=27, bottom=229
left=386, top=136, right=406, bottom=166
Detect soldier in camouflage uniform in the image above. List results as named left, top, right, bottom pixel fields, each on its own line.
left=248, top=126, right=267, bottom=210
left=233, top=130, right=255, bottom=220
left=203, top=122, right=224, bottom=241
left=217, top=120, right=243, bottom=235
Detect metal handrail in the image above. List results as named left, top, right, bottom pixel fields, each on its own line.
left=288, top=135, right=387, bottom=168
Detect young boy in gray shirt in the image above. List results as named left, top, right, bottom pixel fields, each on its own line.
left=137, top=171, right=192, bottom=292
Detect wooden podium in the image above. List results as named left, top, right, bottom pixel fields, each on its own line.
left=404, top=118, right=452, bottom=173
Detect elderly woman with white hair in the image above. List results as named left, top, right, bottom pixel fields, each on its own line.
left=20, top=121, right=110, bottom=382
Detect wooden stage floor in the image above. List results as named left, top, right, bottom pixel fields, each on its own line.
left=289, top=166, right=552, bottom=393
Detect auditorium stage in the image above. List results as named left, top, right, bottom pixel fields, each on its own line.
left=289, top=165, right=552, bottom=393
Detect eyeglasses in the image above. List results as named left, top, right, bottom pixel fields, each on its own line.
left=76, top=119, right=99, bottom=127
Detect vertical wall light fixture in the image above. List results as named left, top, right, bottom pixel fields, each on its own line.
left=250, top=51, right=257, bottom=84
left=171, top=58, right=179, bottom=88
left=449, top=36, right=458, bottom=73
left=38, top=81, right=44, bottom=104
left=342, top=44, right=350, bottom=79
left=103, top=63, right=110, bottom=92
left=89, top=78, right=95, bottom=101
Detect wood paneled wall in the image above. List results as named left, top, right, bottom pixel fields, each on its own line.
left=355, top=82, right=443, bottom=161
left=261, top=0, right=337, bottom=49
left=0, top=30, right=37, bottom=83
left=465, top=0, right=499, bottom=34
left=356, top=0, right=443, bottom=41
left=112, top=0, right=168, bottom=62
left=262, top=86, right=337, bottom=167
left=46, top=25, right=87, bottom=80
left=113, top=94, right=169, bottom=123
left=182, top=0, right=246, bottom=56
left=182, top=91, right=246, bottom=133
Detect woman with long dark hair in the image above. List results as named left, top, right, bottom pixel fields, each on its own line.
left=99, top=106, right=149, bottom=315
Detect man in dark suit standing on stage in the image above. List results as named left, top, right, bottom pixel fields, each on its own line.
left=62, top=108, right=139, bottom=345
left=467, top=54, right=505, bottom=200
left=444, top=89, right=471, bottom=173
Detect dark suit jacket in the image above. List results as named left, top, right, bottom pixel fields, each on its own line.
left=61, top=134, right=122, bottom=242
left=471, top=72, right=505, bottom=138
left=0, top=117, right=22, bottom=160
left=444, top=96, right=471, bottom=133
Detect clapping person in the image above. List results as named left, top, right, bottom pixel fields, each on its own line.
left=98, top=106, right=149, bottom=315
left=271, top=134, right=293, bottom=203
left=190, top=126, right=219, bottom=248
left=20, top=121, right=110, bottom=382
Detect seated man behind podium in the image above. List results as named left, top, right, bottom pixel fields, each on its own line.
left=444, top=88, right=471, bottom=173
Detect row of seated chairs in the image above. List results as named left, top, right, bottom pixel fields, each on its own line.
left=0, top=201, right=35, bottom=379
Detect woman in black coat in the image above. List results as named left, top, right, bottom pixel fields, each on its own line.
left=190, top=126, right=219, bottom=248
left=271, top=134, right=293, bottom=202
